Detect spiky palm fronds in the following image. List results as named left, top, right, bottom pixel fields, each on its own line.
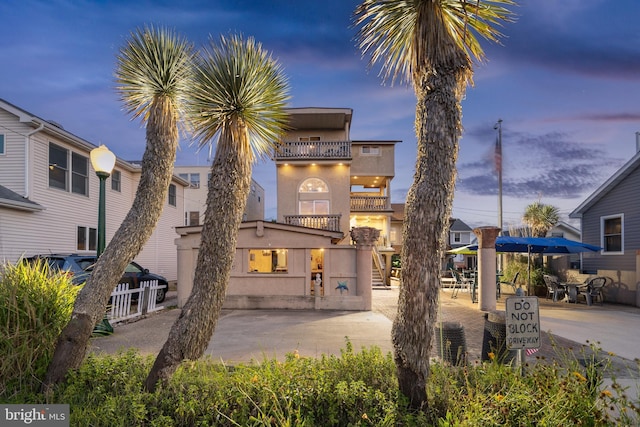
left=115, top=25, right=195, bottom=125
left=354, top=0, right=516, bottom=85
left=187, top=34, right=290, bottom=162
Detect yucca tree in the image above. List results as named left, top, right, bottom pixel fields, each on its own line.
left=144, top=34, right=289, bottom=391
left=354, top=0, right=516, bottom=408
left=43, top=26, right=194, bottom=390
left=523, top=201, right=560, bottom=238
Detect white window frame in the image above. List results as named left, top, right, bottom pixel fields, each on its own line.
left=111, top=170, right=121, bottom=192
left=71, top=152, right=89, bottom=196
left=299, top=177, right=328, bottom=193
left=299, top=200, right=330, bottom=215
left=600, top=214, right=624, bottom=255
left=77, top=226, right=97, bottom=251
left=361, top=146, right=380, bottom=156
left=49, top=143, right=69, bottom=191
left=189, top=173, right=200, bottom=189
left=48, top=143, right=89, bottom=195
left=168, top=184, right=177, bottom=207
left=0, top=133, right=5, bottom=155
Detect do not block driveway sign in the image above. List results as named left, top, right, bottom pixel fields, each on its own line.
left=505, top=296, right=541, bottom=350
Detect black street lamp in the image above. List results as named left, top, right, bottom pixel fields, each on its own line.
left=90, top=145, right=116, bottom=257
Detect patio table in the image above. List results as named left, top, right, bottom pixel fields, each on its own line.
left=564, top=283, right=588, bottom=304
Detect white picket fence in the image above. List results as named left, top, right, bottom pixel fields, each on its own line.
left=107, top=280, right=164, bottom=324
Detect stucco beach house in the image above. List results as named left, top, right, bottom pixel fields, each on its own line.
left=175, top=107, right=400, bottom=311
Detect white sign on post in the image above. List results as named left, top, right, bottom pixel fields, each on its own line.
left=505, top=296, right=540, bottom=350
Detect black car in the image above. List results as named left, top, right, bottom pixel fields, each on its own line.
left=25, top=254, right=169, bottom=303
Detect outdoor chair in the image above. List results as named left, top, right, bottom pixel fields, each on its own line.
left=499, top=272, right=521, bottom=296
left=585, top=276, right=607, bottom=306
left=449, top=269, right=470, bottom=299
left=543, top=274, right=565, bottom=302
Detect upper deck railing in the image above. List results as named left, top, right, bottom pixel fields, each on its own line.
left=283, top=214, right=341, bottom=232
left=350, top=196, right=390, bottom=211
left=274, top=141, right=351, bottom=160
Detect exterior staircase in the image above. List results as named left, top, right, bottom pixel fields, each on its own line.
left=371, top=266, right=385, bottom=287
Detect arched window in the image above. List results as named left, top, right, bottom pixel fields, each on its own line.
left=299, top=178, right=328, bottom=193
left=298, top=178, right=329, bottom=215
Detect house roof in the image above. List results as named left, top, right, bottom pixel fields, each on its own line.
left=552, top=221, right=580, bottom=236
left=0, top=185, right=44, bottom=212
left=0, top=97, right=189, bottom=186
left=285, top=107, right=353, bottom=131
left=570, top=150, right=640, bottom=218
left=449, top=218, right=473, bottom=232
left=176, top=220, right=345, bottom=244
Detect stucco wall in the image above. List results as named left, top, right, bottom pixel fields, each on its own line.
left=175, top=222, right=367, bottom=310
left=276, top=163, right=351, bottom=237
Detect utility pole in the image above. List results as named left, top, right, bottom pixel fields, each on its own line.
left=494, top=120, right=503, bottom=275
left=494, top=119, right=503, bottom=235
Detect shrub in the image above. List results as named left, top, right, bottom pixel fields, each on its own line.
left=0, top=259, right=80, bottom=400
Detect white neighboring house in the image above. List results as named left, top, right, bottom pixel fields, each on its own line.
left=174, top=165, right=264, bottom=226
left=0, top=98, right=186, bottom=282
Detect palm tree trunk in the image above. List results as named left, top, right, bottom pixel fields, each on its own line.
left=43, top=98, right=178, bottom=391
left=393, top=69, right=464, bottom=409
left=145, top=146, right=252, bottom=392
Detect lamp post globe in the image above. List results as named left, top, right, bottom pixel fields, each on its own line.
left=90, top=145, right=116, bottom=257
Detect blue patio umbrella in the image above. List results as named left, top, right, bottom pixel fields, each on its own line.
left=464, top=236, right=600, bottom=254
left=464, top=236, right=601, bottom=291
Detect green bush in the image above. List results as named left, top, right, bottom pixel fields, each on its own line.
left=501, top=254, right=550, bottom=293
left=0, top=259, right=80, bottom=400
left=32, top=341, right=637, bottom=426
left=5, top=289, right=638, bottom=425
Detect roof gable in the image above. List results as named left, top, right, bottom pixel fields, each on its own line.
left=570, top=151, right=640, bottom=217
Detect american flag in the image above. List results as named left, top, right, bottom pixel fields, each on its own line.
left=526, top=347, right=539, bottom=356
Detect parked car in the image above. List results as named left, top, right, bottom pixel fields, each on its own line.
left=25, top=254, right=168, bottom=303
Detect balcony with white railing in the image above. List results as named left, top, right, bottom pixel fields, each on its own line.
left=274, top=141, right=351, bottom=161
left=350, top=195, right=390, bottom=212
left=283, top=214, right=342, bottom=232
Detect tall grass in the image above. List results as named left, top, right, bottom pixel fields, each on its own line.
left=9, top=342, right=629, bottom=425
left=0, top=259, right=80, bottom=400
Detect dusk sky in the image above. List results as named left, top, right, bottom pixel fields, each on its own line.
left=3, top=0, right=640, bottom=230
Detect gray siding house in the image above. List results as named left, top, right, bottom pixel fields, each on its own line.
left=569, top=145, right=640, bottom=306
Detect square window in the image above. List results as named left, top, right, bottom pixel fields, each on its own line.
left=77, top=226, right=97, bottom=251
left=248, top=249, right=288, bottom=273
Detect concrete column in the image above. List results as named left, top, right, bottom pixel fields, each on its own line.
left=473, top=226, right=501, bottom=312
left=350, top=226, right=380, bottom=311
